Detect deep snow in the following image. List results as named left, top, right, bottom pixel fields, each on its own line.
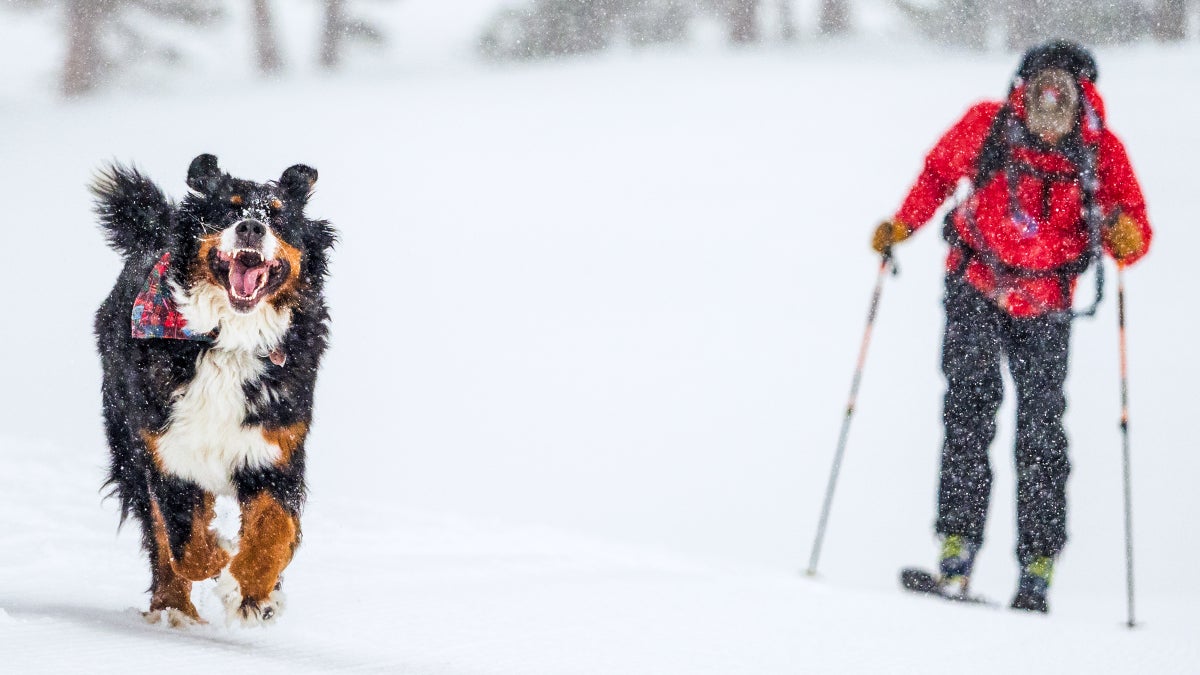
left=1, top=2, right=1199, bottom=673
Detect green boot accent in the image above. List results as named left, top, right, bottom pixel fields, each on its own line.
left=1026, top=556, right=1055, bottom=585
left=937, top=535, right=979, bottom=597
left=938, top=534, right=978, bottom=578
left=940, top=535, right=968, bottom=561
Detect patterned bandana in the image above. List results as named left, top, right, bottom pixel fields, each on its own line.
left=131, top=252, right=214, bottom=341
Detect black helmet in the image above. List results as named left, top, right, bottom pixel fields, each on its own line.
left=1017, top=39, right=1098, bottom=83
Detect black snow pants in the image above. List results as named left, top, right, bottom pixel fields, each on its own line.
left=935, top=275, right=1072, bottom=565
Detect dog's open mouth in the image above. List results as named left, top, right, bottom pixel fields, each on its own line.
left=209, top=249, right=289, bottom=312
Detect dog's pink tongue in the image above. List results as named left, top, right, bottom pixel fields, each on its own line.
left=230, top=260, right=268, bottom=297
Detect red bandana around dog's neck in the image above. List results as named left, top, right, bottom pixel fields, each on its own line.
left=131, top=252, right=215, bottom=342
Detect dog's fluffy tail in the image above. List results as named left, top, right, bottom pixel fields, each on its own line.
left=92, top=164, right=173, bottom=257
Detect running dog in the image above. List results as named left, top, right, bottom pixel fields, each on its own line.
left=93, top=154, right=335, bottom=627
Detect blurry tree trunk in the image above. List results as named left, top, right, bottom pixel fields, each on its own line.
left=779, top=0, right=798, bottom=41
left=252, top=0, right=282, bottom=74
left=728, top=0, right=759, bottom=43
left=320, top=0, right=346, bottom=68
left=818, top=0, right=850, bottom=35
left=62, top=0, right=110, bottom=97
left=1151, top=0, right=1187, bottom=41
left=1003, top=0, right=1040, bottom=50
left=955, top=0, right=986, bottom=50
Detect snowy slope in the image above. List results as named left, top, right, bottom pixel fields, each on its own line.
left=4, top=438, right=1197, bottom=674
left=2, top=4, right=1200, bottom=673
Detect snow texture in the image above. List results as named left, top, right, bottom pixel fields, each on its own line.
left=1, top=2, right=1199, bottom=673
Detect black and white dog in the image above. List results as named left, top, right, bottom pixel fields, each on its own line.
left=93, top=154, right=335, bottom=627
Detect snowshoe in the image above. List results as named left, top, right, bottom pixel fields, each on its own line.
left=900, top=568, right=994, bottom=606
left=899, top=534, right=994, bottom=604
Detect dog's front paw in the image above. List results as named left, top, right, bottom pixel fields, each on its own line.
left=236, top=587, right=286, bottom=626
left=215, top=570, right=286, bottom=627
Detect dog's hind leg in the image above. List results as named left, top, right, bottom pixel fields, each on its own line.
left=217, top=491, right=300, bottom=626
left=146, top=497, right=201, bottom=625
left=144, top=474, right=230, bottom=625
left=100, top=407, right=199, bottom=625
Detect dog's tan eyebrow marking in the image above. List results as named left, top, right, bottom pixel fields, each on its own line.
left=230, top=195, right=244, bottom=206
left=269, top=198, right=283, bottom=211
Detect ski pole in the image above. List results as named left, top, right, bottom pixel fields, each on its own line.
left=806, top=252, right=896, bottom=577
left=1116, top=263, right=1136, bottom=628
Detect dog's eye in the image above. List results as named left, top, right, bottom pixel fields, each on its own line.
left=230, top=195, right=244, bottom=206
left=269, top=198, right=283, bottom=211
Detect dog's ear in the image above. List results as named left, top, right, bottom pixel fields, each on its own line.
left=186, top=154, right=224, bottom=194
left=280, top=164, right=318, bottom=203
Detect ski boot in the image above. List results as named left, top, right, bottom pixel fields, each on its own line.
left=901, top=534, right=980, bottom=599
left=1010, top=556, right=1053, bottom=613
left=934, top=534, right=978, bottom=598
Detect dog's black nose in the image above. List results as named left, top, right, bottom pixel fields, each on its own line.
left=234, top=219, right=266, bottom=247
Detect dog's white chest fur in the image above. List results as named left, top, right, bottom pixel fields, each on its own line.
left=155, top=283, right=292, bottom=494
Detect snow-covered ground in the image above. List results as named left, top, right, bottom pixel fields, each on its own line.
left=2, top=3, right=1199, bottom=673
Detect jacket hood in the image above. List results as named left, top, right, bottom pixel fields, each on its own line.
left=1016, top=39, right=1098, bottom=83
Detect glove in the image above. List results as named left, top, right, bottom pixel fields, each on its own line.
left=871, top=219, right=913, bottom=254
left=1102, top=214, right=1146, bottom=262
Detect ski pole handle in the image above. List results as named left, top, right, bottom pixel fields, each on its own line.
left=883, top=249, right=899, bottom=277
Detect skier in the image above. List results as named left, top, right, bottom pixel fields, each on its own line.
left=875, top=40, right=1152, bottom=613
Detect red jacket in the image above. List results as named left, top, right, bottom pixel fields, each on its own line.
left=895, top=81, right=1152, bottom=317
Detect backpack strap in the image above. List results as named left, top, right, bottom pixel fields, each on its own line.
left=1061, top=132, right=1107, bottom=318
